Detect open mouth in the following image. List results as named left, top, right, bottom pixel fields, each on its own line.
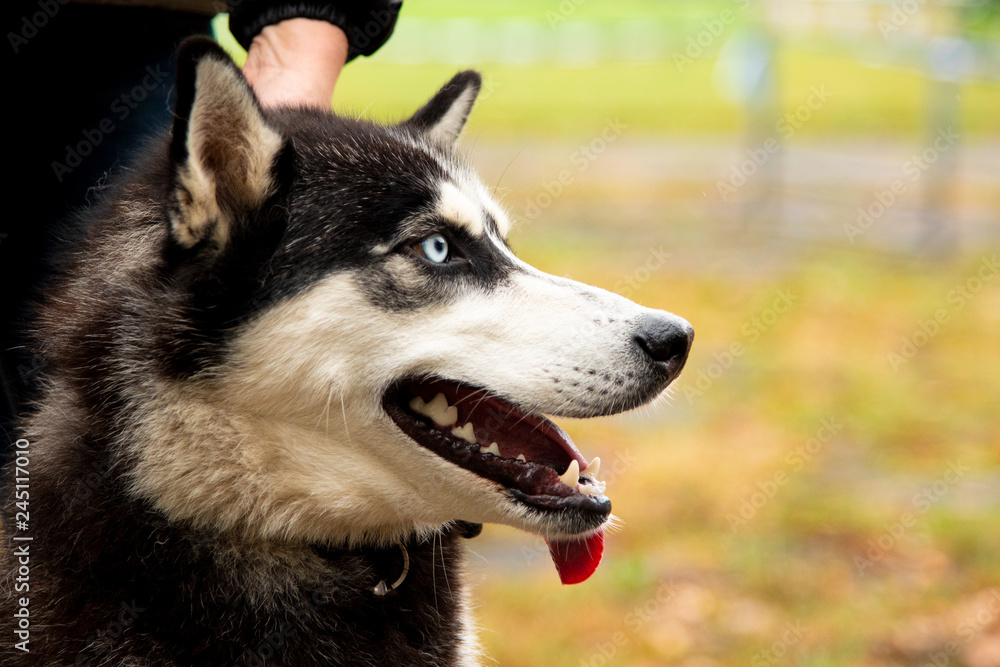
left=383, top=377, right=611, bottom=584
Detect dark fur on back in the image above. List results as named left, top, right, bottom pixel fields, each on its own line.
left=1, top=41, right=487, bottom=665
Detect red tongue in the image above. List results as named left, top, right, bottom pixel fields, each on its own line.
left=546, top=529, right=605, bottom=585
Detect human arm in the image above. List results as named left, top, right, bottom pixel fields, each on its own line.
left=228, top=1, right=402, bottom=108
left=241, top=17, right=348, bottom=108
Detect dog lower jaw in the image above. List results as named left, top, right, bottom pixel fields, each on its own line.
left=382, top=377, right=612, bottom=536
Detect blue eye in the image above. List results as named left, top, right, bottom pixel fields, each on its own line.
left=419, top=234, right=449, bottom=263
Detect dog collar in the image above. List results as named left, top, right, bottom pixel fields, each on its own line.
left=373, top=543, right=409, bottom=596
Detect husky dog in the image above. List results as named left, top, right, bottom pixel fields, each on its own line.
left=1, top=38, right=692, bottom=665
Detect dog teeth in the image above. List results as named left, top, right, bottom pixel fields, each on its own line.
left=451, top=422, right=476, bottom=443
left=479, top=442, right=500, bottom=456
left=516, top=454, right=526, bottom=462
left=427, top=393, right=458, bottom=427
left=577, top=479, right=607, bottom=496
left=574, top=456, right=605, bottom=495
left=559, top=459, right=607, bottom=495
left=559, top=460, right=580, bottom=488
left=410, top=393, right=458, bottom=427
left=409, top=393, right=478, bottom=445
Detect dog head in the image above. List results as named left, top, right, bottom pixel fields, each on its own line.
left=129, top=38, right=692, bottom=582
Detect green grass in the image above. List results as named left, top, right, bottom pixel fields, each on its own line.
left=395, top=0, right=719, bottom=21
left=213, top=14, right=1000, bottom=139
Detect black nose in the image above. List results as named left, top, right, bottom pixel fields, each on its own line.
left=634, top=314, right=693, bottom=377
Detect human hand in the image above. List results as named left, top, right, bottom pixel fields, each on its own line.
left=242, top=18, right=349, bottom=109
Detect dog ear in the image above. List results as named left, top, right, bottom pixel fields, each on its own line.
left=403, top=70, right=481, bottom=151
left=168, top=37, right=286, bottom=249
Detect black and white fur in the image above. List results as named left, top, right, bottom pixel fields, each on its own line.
left=1, top=38, right=692, bottom=665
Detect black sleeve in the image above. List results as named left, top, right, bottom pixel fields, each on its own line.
left=227, top=1, right=402, bottom=61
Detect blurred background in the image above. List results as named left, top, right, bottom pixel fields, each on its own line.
left=222, top=3, right=1000, bottom=665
